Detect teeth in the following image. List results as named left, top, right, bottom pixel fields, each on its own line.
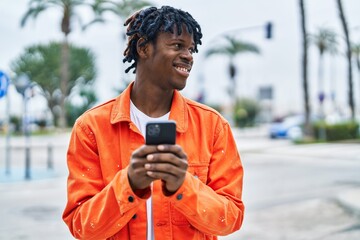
left=176, top=66, right=190, bottom=73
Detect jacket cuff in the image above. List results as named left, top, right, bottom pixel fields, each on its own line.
left=113, top=167, right=150, bottom=215
left=167, top=172, right=194, bottom=201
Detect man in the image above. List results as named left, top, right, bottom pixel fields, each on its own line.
left=63, top=5, right=244, bottom=240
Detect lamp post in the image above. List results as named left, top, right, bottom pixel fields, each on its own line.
left=14, top=74, right=32, bottom=180
left=0, top=71, right=11, bottom=175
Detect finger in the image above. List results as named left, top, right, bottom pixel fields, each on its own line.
left=132, top=145, right=159, bottom=158
left=146, top=171, right=179, bottom=182
left=146, top=153, right=188, bottom=169
left=144, top=162, right=185, bottom=176
left=129, top=157, right=149, bottom=171
left=157, top=144, right=187, bottom=159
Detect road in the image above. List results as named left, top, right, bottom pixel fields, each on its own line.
left=243, top=149, right=360, bottom=210
left=1, top=130, right=360, bottom=239
left=220, top=133, right=360, bottom=240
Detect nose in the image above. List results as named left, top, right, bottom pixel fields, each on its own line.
left=180, top=49, right=193, bottom=62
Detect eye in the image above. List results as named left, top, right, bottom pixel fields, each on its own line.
left=174, top=43, right=182, bottom=50
left=189, top=48, right=195, bottom=54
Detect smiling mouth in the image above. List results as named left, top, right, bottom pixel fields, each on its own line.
left=174, top=65, right=191, bottom=73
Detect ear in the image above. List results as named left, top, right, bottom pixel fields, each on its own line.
left=137, top=38, right=149, bottom=59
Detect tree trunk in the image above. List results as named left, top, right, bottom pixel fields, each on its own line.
left=59, top=37, right=69, bottom=128
left=318, top=52, right=325, bottom=105
left=229, top=60, right=237, bottom=126
left=299, top=0, right=312, bottom=137
left=357, top=55, right=360, bottom=106
left=318, top=52, right=326, bottom=140
left=336, top=0, right=355, bottom=120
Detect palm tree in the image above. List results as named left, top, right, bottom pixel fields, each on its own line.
left=90, top=0, right=153, bottom=22
left=353, top=43, right=360, bottom=110
left=336, top=0, right=355, bottom=120
left=299, top=0, right=311, bottom=138
left=20, top=0, right=97, bottom=128
left=328, top=35, right=339, bottom=110
left=353, top=43, right=360, bottom=74
left=310, top=27, right=338, bottom=140
left=353, top=43, right=360, bottom=71
left=205, top=35, right=260, bottom=124
left=85, top=0, right=153, bottom=90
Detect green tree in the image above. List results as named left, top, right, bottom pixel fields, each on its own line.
left=299, top=0, right=312, bottom=138
left=336, top=0, right=355, bottom=120
left=205, top=35, right=260, bottom=124
left=66, top=84, right=98, bottom=126
left=20, top=0, right=98, bottom=127
left=234, top=98, right=261, bottom=128
left=10, top=42, right=97, bottom=126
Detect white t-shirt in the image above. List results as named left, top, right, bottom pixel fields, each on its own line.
left=130, top=100, right=170, bottom=240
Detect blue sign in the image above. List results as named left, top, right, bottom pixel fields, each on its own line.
left=0, top=70, right=10, bottom=98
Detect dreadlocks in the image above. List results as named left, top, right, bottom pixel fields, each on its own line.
left=123, top=5, right=203, bottom=73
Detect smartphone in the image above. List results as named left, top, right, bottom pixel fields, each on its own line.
left=145, top=121, right=176, bottom=145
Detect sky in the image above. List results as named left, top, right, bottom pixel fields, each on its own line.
left=0, top=0, right=360, bottom=120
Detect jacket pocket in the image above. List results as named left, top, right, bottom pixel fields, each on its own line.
left=170, top=164, right=209, bottom=225
left=187, top=163, right=209, bottom=184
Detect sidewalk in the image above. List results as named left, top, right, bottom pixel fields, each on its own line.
left=0, top=132, right=71, bottom=239
left=336, top=188, right=360, bottom=219
left=0, top=176, right=72, bottom=239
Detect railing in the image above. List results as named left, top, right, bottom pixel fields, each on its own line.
left=1, top=140, right=68, bottom=181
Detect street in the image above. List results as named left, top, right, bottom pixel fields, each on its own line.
left=221, top=133, right=360, bottom=240
left=1, top=130, right=360, bottom=239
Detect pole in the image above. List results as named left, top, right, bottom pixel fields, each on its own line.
left=5, top=87, right=11, bottom=175
left=23, top=89, right=31, bottom=180
left=318, top=54, right=326, bottom=141
left=47, top=143, right=53, bottom=170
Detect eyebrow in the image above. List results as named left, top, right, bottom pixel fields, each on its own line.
left=168, top=37, right=195, bottom=46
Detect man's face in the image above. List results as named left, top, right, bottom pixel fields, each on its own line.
left=145, top=25, right=195, bottom=91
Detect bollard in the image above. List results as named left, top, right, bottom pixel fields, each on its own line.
left=5, top=141, right=11, bottom=175
left=47, top=143, right=54, bottom=170
left=25, top=145, right=31, bottom=180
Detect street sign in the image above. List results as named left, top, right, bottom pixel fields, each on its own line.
left=0, top=70, right=10, bottom=98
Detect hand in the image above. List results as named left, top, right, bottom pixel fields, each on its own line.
left=144, top=144, right=188, bottom=194
left=127, top=145, right=159, bottom=191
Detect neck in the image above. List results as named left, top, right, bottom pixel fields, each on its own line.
left=130, top=80, right=173, bottom=118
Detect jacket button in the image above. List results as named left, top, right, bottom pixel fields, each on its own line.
left=132, top=214, right=137, bottom=219
left=128, top=196, right=134, bottom=202
left=176, top=194, right=183, bottom=200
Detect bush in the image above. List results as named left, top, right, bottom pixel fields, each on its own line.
left=10, top=115, right=22, bottom=133
left=313, top=121, right=359, bottom=141
left=234, top=98, right=260, bottom=128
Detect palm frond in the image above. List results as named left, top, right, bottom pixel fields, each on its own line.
left=205, top=35, right=260, bottom=58
left=82, top=18, right=106, bottom=31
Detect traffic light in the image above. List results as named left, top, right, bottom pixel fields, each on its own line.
left=265, top=22, right=273, bottom=39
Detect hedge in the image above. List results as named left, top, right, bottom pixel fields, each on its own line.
left=313, top=121, right=359, bottom=141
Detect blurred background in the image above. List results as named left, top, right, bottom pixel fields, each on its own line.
left=0, top=0, right=360, bottom=239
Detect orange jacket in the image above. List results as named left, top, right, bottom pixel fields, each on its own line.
left=62, top=83, right=244, bottom=240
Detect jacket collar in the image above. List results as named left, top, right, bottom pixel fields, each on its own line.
left=110, top=82, right=188, bottom=133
